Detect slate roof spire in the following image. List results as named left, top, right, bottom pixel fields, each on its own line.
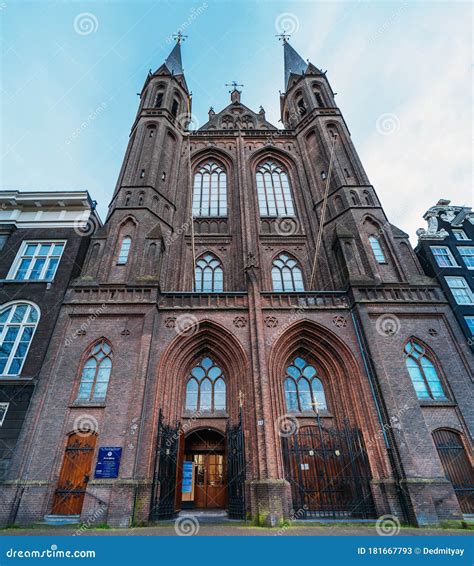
left=164, top=32, right=186, bottom=76
left=281, top=36, right=308, bottom=89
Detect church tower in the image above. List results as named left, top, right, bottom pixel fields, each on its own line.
left=3, top=35, right=472, bottom=531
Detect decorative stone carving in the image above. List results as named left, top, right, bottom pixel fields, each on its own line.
left=233, top=316, right=247, bottom=328
left=428, top=328, right=438, bottom=336
left=416, top=213, right=449, bottom=240
left=264, top=316, right=278, bottom=328
left=332, top=315, right=347, bottom=328
left=165, top=317, right=176, bottom=328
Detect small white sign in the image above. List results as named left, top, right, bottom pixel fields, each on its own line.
left=300, top=463, right=310, bottom=471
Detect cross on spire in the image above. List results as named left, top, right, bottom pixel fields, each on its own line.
left=276, top=32, right=291, bottom=43
left=225, top=81, right=244, bottom=92
left=173, top=30, right=188, bottom=44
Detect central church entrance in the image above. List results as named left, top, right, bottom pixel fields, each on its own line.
left=181, top=429, right=226, bottom=509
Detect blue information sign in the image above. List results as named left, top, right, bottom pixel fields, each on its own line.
left=94, top=447, right=122, bottom=479
left=182, top=461, right=193, bottom=493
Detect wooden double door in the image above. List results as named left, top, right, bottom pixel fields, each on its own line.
left=52, top=433, right=96, bottom=515
left=191, top=452, right=226, bottom=509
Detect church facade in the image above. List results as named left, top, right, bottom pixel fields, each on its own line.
left=1, top=39, right=472, bottom=528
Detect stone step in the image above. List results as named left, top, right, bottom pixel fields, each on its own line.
left=43, top=514, right=81, bottom=525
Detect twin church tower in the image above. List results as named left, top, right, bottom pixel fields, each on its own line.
left=2, top=37, right=472, bottom=528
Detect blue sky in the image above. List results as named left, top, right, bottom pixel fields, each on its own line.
left=1, top=1, right=472, bottom=242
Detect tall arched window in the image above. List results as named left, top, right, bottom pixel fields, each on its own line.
left=368, top=235, right=386, bottom=263
left=185, top=356, right=226, bottom=412
left=256, top=161, right=295, bottom=217
left=0, top=302, right=39, bottom=376
left=117, top=236, right=131, bottom=265
left=192, top=161, right=227, bottom=217
left=195, top=253, right=223, bottom=292
left=77, top=340, right=112, bottom=402
left=404, top=340, right=446, bottom=400
left=272, top=254, right=304, bottom=292
left=284, top=356, right=327, bottom=413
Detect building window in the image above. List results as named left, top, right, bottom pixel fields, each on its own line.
left=192, top=161, right=227, bottom=217
left=185, top=356, right=226, bottom=412
left=0, top=402, right=8, bottom=426
left=77, top=341, right=112, bottom=402
left=464, top=316, right=474, bottom=338
left=284, top=356, right=327, bottom=413
left=272, top=254, right=304, bottom=292
left=155, top=92, right=164, bottom=108
left=0, top=302, right=40, bottom=376
left=431, top=246, right=458, bottom=267
left=314, top=91, right=325, bottom=107
left=195, top=253, right=223, bottom=292
left=171, top=99, right=179, bottom=117
left=453, top=230, right=469, bottom=241
left=296, top=97, right=306, bottom=116
left=368, top=236, right=386, bottom=263
left=0, top=235, right=7, bottom=251
left=8, top=241, right=65, bottom=281
left=404, top=340, right=446, bottom=401
left=457, top=246, right=474, bottom=269
left=445, top=276, right=474, bottom=305
left=117, top=237, right=131, bottom=265
left=256, top=160, right=295, bottom=217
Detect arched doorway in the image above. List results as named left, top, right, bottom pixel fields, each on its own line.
left=433, top=429, right=474, bottom=514
left=181, top=429, right=226, bottom=509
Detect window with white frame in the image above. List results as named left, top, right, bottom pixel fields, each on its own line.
left=117, top=237, right=131, bottom=265
left=192, top=161, right=227, bottom=217
left=0, top=302, right=40, bottom=376
left=445, top=277, right=474, bottom=305
left=464, top=316, right=474, bottom=337
left=368, top=236, right=386, bottom=263
left=453, top=229, right=469, bottom=241
left=195, top=253, right=223, bottom=292
left=431, top=246, right=458, bottom=268
left=8, top=241, right=65, bottom=281
left=457, top=246, right=474, bottom=269
left=272, top=254, right=304, bottom=292
left=256, top=161, right=295, bottom=217
left=404, top=340, right=446, bottom=400
left=77, top=340, right=112, bottom=402
left=0, top=402, right=9, bottom=426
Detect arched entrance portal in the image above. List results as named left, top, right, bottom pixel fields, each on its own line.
left=181, top=429, right=226, bottom=509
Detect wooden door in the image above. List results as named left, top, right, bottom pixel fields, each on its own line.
left=52, top=433, right=96, bottom=515
left=193, top=453, right=226, bottom=509
left=433, top=429, right=474, bottom=514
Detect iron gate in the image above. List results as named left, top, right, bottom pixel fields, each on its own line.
left=150, top=410, right=180, bottom=520
left=226, top=411, right=246, bottom=519
left=282, top=418, right=376, bottom=519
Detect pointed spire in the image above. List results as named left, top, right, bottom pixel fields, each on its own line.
left=164, top=40, right=184, bottom=76
left=279, top=36, right=308, bottom=89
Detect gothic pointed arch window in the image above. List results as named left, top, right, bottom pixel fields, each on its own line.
left=117, top=236, right=132, bottom=265
left=195, top=253, right=223, bottom=292
left=192, top=161, right=227, bottom=217
left=368, top=235, right=386, bottom=264
left=284, top=356, right=327, bottom=413
left=272, top=253, right=304, bottom=292
left=0, top=302, right=40, bottom=376
left=77, top=340, right=113, bottom=402
left=185, top=356, right=226, bottom=412
left=404, top=339, right=446, bottom=400
left=256, top=160, right=295, bottom=217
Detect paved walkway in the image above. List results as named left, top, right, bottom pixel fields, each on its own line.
left=1, top=524, right=472, bottom=536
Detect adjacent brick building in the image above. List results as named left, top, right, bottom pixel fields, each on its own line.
left=1, top=39, right=472, bottom=528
